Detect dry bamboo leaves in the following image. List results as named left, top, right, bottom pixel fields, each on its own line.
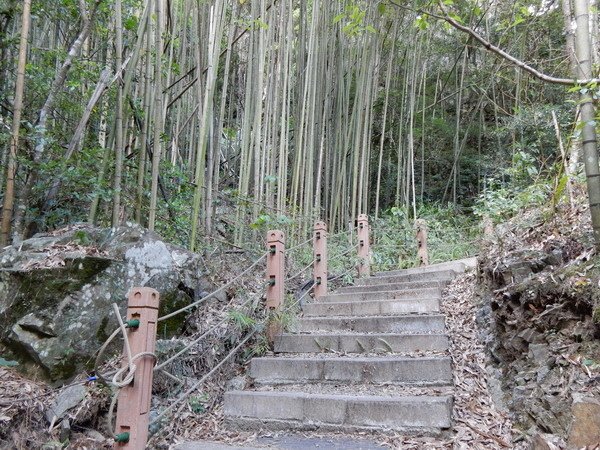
left=437, top=272, right=517, bottom=450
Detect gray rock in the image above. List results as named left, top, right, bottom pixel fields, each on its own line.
left=0, top=224, right=215, bottom=382
left=59, top=418, right=71, bottom=442
left=45, top=384, right=86, bottom=422
left=84, top=429, right=107, bottom=442
left=529, top=343, right=549, bottom=364
left=519, top=328, right=543, bottom=343
left=567, top=395, right=600, bottom=449
left=226, top=376, right=247, bottom=391
left=536, top=366, right=550, bottom=383
left=529, top=433, right=563, bottom=450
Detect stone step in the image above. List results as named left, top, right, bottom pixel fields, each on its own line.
left=177, top=436, right=388, bottom=450
left=248, top=381, right=454, bottom=397
left=250, top=356, right=452, bottom=385
left=355, top=270, right=457, bottom=287
left=293, top=314, right=446, bottom=334
left=303, top=297, right=439, bottom=317
left=336, top=280, right=449, bottom=294
left=374, top=258, right=476, bottom=278
left=317, top=287, right=441, bottom=303
left=224, top=390, right=453, bottom=432
left=274, top=333, right=449, bottom=354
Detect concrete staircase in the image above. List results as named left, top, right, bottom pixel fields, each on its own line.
left=224, top=259, right=472, bottom=435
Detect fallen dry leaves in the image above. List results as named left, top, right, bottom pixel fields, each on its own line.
left=441, top=272, right=518, bottom=450
left=19, top=243, right=108, bottom=270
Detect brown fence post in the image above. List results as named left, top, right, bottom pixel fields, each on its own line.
left=357, top=214, right=370, bottom=277
left=266, top=230, right=285, bottom=310
left=416, top=219, right=429, bottom=267
left=266, top=230, right=285, bottom=342
left=313, top=221, right=328, bottom=298
left=114, top=287, right=159, bottom=449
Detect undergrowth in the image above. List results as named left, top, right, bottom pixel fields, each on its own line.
left=371, top=205, right=481, bottom=271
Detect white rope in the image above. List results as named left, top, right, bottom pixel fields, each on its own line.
left=110, top=303, right=135, bottom=387
left=155, top=295, right=258, bottom=370
left=283, top=281, right=316, bottom=312
left=286, top=236, right=314, bottom=253
left=158, top=252, right=268, bottom=322
left=149, top=331, right=256, bottom=426
left=285, top=258, right=316, bottom=282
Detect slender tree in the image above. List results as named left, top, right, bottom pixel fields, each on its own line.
left=573, top=0, right=600, bottom=245
left=0, top=0, right=31, bottom=246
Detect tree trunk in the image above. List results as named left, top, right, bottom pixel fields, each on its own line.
left=148, top=0, right=163, bottom=231
left=112, top=0, right=124, bottom=226
left=574, top=0, right=600, bottom=245
left=0, top=0, right=31, bottom=246
left=12, top=0, right=100, bottom=241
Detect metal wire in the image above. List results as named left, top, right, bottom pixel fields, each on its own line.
left=328, top=265, right=356, bottom=283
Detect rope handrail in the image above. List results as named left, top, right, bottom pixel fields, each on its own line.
left=148, top=330, right=256, bottom=427
left=95, top=253, right=268, bottom=390
left=154, top=295, right=257, bottom=371
left=330, top=242, right=359, bottom=260
left=328, top=265, right=356, bottom=283
left=102, top=220, right=368, bottom=443
left=286, top=236, right=314, bottom=253
left=95, top=304, right=157, bottom=389
left=109, top=304, right=157, bottom=388
left=158, top=251, right=268, bottom=323
left=285, top=225, right=357, bottom=254
left=282, top=281, right=316, bottom=313
left=328, top=226, right=358, bottom=240
left=155, top=316, right=229, bottom=371
left=285, top=258, right=315, bottom=282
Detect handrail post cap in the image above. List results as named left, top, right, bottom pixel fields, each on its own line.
left=126, top=287, right=160, bottom=309
left=267, top=230, right=285, bottom=243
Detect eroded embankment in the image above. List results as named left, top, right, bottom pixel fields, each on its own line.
left=478, top=202, right=600, bottom=448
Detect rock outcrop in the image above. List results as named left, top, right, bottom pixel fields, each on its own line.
left=478, top=227, right=600, bottom=448
left=0, top=224, right=217, bottom=382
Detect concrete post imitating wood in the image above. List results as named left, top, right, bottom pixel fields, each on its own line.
left=416, top=220, right=429, bottom=267
left=313, top=221, right=328, bottom=298
left=114, top=287, right=159, bottom=449
left=357, top=214, right=370, bottom=277
left=266, top=230, right=285, bottom=310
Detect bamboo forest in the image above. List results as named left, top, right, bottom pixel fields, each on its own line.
left=1, top=0, right=600, bottom=449
left=1, top=0, right=596, bottom=248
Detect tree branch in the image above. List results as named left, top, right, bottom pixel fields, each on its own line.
left=389, top=0, right=600, bottom=86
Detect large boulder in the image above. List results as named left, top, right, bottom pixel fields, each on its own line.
left=0, top=224, right=216, bottom=382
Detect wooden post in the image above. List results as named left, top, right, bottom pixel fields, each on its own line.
left=114, top=287, right=159, bottom=449
left=266, top=230, right=285, bottom=310
left=416, top=219, right=429, bottom=267
left=357, top=214, right=370, bottom=277
left=313, top=221, right=327, bottom=298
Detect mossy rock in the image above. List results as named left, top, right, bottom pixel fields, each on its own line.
left=0, top=224, right=215, bottom=382
left=593, top=307, right=600, bottom=325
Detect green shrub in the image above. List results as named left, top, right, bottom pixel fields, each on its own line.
left=371, top=205, right=480, bottom=271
